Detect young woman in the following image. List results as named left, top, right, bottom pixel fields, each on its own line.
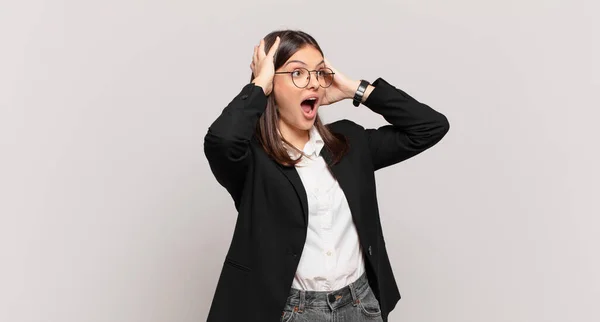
left=204, top=30, right=449, bottom=322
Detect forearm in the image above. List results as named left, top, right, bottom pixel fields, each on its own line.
left=203, top=82, right=267, bottom=196
left=361, top=78, right=449, bottom=170
left=206, top=82, right=267, bottom=144
left=363, top=78, right=448, bottom=134
left=345, top=80, right=376, bottom=104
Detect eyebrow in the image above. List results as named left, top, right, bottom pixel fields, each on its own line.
left=283, top=60, right=325, bottom=68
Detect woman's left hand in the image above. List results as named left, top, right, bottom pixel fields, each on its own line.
left=320, top=58, right=361, bottom=106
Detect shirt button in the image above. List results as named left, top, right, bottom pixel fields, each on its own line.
left=326, top=251, right=332, bottom=256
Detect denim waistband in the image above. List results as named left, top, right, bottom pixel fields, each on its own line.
left=282, top=272, right=371, bottom=312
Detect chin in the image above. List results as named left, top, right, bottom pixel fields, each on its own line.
left=299, top=119, right=316, bottom=130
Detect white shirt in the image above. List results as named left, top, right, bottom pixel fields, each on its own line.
left=286, top=126, right=366, bottom=291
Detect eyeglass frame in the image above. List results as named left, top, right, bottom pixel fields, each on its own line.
left=274, top=67, right=335, bottom=88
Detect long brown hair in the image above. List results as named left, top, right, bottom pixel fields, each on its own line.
left=251, top=30, right=349, bottom=167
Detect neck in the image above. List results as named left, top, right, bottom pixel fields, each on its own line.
left=279, top=120, right=310, bottom=151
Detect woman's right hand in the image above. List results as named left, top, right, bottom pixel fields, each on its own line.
left=250, top=36, right=280, bottom=96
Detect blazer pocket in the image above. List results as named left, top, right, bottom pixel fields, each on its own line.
left=225, top=257, right=252, bottom=272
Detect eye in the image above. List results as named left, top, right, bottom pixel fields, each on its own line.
left=291, top=70, right=302, bottom=77
left=317, top=70, right=331, bottom=77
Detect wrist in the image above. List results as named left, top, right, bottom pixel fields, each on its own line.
left=350, top=80, right=371, bottom=107
left=345, top=80, right=361, bottom=99
left=252, top=77, right=269, bottom=94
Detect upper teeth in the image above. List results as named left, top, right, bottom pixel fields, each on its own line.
left=307, top=98, right=316, bottom=101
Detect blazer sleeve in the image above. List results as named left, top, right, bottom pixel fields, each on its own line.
left=362, top=78, right=450, bottom=171
left=203, top=83, right=268, bottom=202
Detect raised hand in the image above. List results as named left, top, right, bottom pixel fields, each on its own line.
left=320, top=58, right=362, bottom=106
left=250, top=36, right=281, bottom=95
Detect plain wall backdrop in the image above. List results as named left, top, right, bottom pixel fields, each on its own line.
left=1, top=0, right=598, bottom=321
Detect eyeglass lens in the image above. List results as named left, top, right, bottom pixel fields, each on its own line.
left=291, top=68, right=334, bottom=88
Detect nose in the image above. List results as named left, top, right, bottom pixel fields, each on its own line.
left=306, top=71, right=320, bottom=90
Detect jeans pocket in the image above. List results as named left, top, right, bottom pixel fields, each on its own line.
left=281, top=310, right=295, bottom=322
left=358, top=287, right=382, bottom=318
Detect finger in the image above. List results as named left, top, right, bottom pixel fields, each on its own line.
left=257, top=39, right=266, bottom=59
left=267, top=36, right=280, bottom=58
left=325, top=58, right=342, bottom=79
left=253, top=45, right=259, bottom=64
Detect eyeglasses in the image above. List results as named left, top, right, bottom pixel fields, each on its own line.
left=274, top=67, right=335, bottom=88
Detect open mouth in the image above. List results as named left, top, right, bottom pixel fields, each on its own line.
left=300, top=97, right=318, bottom=118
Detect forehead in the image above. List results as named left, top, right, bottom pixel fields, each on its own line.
left=283, top=46, right=324, bottom=68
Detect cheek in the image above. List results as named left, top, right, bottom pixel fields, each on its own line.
left=274, top=88, right=300, bottom=116
left=273, top=78, right=296, bottom=97
left=277, top=103, right=298, bottom=122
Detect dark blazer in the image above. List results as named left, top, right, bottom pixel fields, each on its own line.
left=203, top=77, right=449, bottom=321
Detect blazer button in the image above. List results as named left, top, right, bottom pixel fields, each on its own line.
left=368, top=246, right=372, bottom=256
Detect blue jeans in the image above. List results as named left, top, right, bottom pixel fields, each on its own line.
left=281, top=272, right=384, bottom=321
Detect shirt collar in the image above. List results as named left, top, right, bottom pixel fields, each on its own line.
left=304, top=126, right=325, bottom=157
left=285, top=126, right=324, bottom=160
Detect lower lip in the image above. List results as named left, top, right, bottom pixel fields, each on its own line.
left=302, top=103, right=318, bottom=119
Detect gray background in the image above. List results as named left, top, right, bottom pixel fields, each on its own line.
left=1, top=0, right=598, bottom=321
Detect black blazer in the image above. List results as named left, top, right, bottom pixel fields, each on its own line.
left=203, top=77, right=449, bottom=322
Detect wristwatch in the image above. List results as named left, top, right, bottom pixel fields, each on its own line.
left=352, top=80, right=370, bottom=107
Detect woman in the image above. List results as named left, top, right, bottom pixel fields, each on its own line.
left=204, top=30, right=449, bottom=322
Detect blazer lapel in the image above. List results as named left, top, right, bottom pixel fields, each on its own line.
left=276, top=164, right=309, bottom=226
left=275, top=148, right=362, bottom=229
left=321, top=149, right=363, bottom=228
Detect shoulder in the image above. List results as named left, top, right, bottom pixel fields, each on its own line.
left=325, top=119, right=365, bottom=135
left=325, top=119, right=370, bottom=151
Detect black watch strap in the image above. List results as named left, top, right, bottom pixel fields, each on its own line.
left=352, top=80, right=370, bottom=107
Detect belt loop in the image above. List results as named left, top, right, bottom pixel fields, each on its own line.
left=348, top=280, right=360, bottom=306
left=298, top=290, right=306, bottom=313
